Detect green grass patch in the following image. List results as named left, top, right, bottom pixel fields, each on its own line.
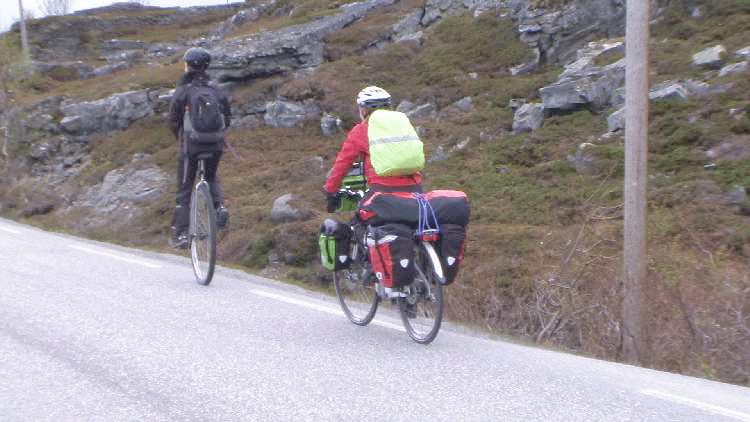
left=79, top=116, right=176, bottom=185
left=317, top=9, right=540, bottom=112
left=712, top=159, right=750, bottom=189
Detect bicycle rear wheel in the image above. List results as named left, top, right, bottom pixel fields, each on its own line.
left=190, top=180, right=217, bottom=285
left=400, top=243, right=444, bottom=344
left=334, top=240, right=379, bottom=326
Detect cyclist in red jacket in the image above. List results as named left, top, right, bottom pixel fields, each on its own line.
left=323, top=86, right=423, bottom=212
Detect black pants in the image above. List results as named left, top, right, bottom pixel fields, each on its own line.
left=172, top=140, right=224, bottom=234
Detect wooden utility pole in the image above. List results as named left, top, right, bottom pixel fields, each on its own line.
left=623, top=0, right=650, bottom=363
left=18, top=0, right=31, bottom=63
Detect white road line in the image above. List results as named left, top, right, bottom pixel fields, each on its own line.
left=249, top=288, right=404, bottom=332
left=371, top=317, right=404, bottom=332
left=69, top=244, right=162, bottom=269
left=0, top=226, right=21, bottom=234
left=641, top=389, right=750, bottom=421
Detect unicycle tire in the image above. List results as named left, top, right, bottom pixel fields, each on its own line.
left=190, top=181, right=217, bottom=285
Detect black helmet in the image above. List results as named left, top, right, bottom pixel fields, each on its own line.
left=183, top=47, right=211, bottom=71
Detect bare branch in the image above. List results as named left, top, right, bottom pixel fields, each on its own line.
left=2, top=126, right=8, bottom=159
left=536, top=310, right=561, bottom=342
left=675, top=211, right=715, bottom=267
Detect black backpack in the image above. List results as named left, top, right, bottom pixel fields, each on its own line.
left=184, top=84, right=225, bottom=136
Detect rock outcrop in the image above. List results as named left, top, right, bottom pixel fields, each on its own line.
left=13, top=2, right=244, bottom=62
left=511, top=0, right=627, bottom=68
left=207, top=0, right=396, bottom=82
left=60, top=89, right=166, bottom=135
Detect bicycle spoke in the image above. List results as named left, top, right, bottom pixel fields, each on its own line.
left=334, top=255, right=379, bottom=326
left=400, top=243, right=443, bottom=344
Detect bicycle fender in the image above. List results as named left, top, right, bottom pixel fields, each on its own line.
left=421, top=242, right=446, bottom=284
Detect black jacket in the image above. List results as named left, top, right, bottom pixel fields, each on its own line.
left=168, top=71, right=231, bottom=138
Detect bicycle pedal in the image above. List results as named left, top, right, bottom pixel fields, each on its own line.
left=170, top=234, right=189, bottom=249
left=216, top=207, right=229, bottom=229
left=403, top=302, right=417, bottom=319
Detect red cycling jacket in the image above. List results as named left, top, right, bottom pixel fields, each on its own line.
left=323, top=120, right=422, bottom=193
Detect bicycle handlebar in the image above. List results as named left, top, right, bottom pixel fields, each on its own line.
left=337, top=187, right=366, bottom=201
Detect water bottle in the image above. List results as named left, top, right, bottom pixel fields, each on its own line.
left=321, top=218, right=339, bottom=236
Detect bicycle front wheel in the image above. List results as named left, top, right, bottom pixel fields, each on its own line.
left=190, top=181, right=217, bottom=285
left=334, top=242, right=379, bottom=325
left=400, top=242, right=444, bottom=344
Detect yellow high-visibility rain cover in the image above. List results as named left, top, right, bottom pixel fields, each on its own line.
left=367, top=110, right=424, bottom=176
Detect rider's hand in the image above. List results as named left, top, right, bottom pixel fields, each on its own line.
left=324, top=190, right=340, bottom=213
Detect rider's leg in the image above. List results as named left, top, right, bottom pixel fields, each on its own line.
left=203, top=150, right=224, bottom=207
left=170, top=151, right=184, bottom=234
left=204, top=149, right=229, bottom=228
left=173, top=148, right=198, bottom=242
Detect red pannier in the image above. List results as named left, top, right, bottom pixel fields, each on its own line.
left=367, top=223, right=416, bottom=288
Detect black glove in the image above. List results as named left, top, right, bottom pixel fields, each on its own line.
left=324, top=191, right=340, bottom=213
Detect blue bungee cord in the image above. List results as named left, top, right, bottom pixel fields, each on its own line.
left=415, top=193, right=440, bottom=238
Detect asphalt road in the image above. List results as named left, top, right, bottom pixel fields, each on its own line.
left=1, top=217, right=749, bottom=422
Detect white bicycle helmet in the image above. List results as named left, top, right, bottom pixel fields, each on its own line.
left=356, top=86, right=392, bottom=108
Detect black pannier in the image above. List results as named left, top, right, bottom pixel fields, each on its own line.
left=436, top=224, right=466, bottom=285
left=425, top=190, right=470, bottom=227
left=358, top=192, right=419, bottom=227
left=358, top=190, right=470, bottom=228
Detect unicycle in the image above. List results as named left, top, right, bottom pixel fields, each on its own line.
left=189, top=152, right=217, bottom=285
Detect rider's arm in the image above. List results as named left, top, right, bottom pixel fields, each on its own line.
left=168, top=86, right=188, bottom=138
left=323, top=123, right=368, bottom=193
left=220, top=92, right=231, bottom=128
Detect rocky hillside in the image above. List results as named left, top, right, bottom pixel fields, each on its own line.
left=1, top=0, right=749, bottom=385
